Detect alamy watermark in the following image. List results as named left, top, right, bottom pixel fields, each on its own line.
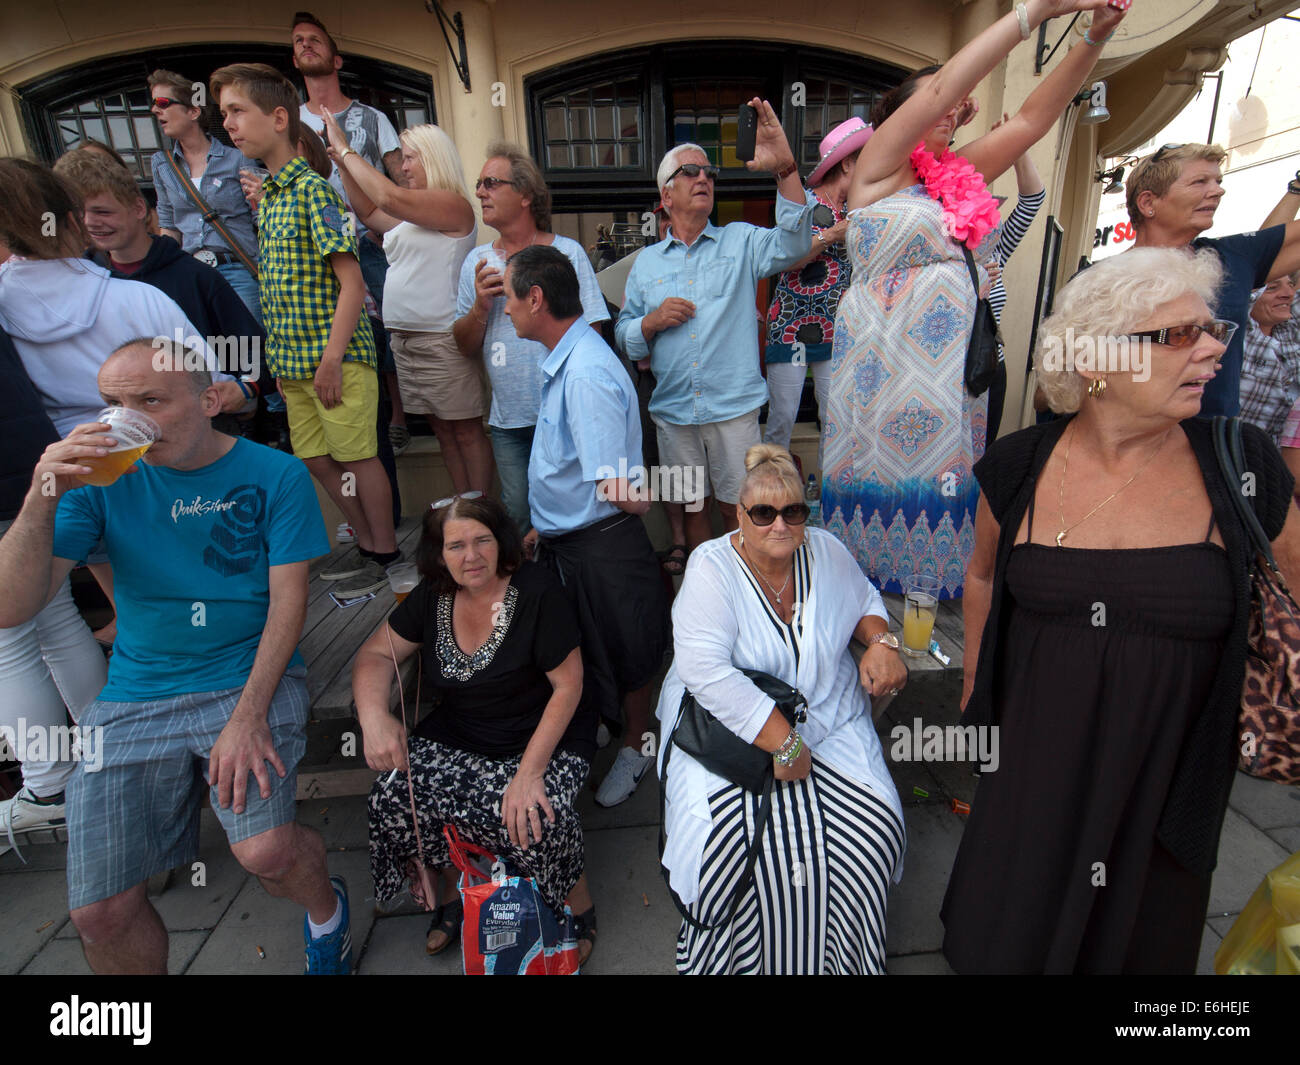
left=889, top=717, right=999, bottom=773
left=594, top=457, right=708, bottom=512
left=1041, top=329, right=1152, bottom=383
left=0, top=719, right=103, bottom=772
left=151, top=329, right=261, bottom=379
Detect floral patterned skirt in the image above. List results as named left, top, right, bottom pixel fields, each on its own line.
left=368, top=736, right=589, bottom=915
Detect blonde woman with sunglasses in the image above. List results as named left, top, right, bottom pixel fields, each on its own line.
left=655, top=443, right=907, bottom=974
left=945, top=246, right=1300, bottom=973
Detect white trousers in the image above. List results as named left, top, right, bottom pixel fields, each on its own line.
left=763, top=360, right=831, bottom=450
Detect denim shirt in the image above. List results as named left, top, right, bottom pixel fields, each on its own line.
left=615, top=192, right=812, bottom=425
left=152, top=138, right=260, bottom=261
left=529, top=319, right=642, bottom=537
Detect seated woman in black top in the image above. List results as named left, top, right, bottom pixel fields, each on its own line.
left=354, top=495, right=595, bottom=961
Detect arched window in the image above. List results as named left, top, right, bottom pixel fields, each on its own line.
left=20, top=44, right=434, bottom=191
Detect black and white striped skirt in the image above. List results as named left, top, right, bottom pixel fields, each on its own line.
left=676, top=754, right=905, bottom=975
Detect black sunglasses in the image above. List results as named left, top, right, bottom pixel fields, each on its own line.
left=1129, top=319, right=1236, bottom=348
left=1150, top=143, right=1185, bottom=163
left=741, top=501, right=811, bottom=527
left=150, top=97, right=188, bottom=110
left=667, top=162, right=721, bottom=183
left=475, top=176, right=515, bottom=191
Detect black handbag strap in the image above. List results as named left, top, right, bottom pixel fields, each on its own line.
left=960, top=244, right=982, bottom=298
left=658, top=692, right=775, bottom=933
left=1211, top=416, right=1282, bottom=576
left=163, top=143, right=259, bottom=279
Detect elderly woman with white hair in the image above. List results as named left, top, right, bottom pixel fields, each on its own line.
left=656, top=443, right=907, bottom=974
left=942, top=246, right=1300, bottom=974
left=324, top=115, right=493, bottom=496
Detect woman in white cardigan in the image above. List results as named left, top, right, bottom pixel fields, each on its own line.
left=656, top=443, right=907, bottom=974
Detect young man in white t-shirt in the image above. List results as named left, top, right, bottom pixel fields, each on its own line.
left=291, top=11, right=408, bottom=453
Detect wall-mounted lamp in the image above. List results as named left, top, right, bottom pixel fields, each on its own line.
left=1075, top=81, right=1110, bottom=125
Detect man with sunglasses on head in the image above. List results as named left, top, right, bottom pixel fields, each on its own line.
left=148, top=69, right=262, bottom=323
left=616, top=99, right=812, bottom=553
left=504, top=246, right=670, bottom=808
left=1123, top=142, right=1300, bottom=418
left=452, top=144, right=609, bottom=534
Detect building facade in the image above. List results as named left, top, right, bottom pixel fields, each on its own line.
left=2, top=0, right=1293, bottom=434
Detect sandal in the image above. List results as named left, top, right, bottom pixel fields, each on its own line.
left=425, top=897, right=463, bottom=956
left=661, top=544, right=688, bottom=576
left=572, top=906, right=597, bottom=967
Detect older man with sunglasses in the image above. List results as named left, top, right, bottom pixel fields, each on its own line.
left=453, top=144, right=609, bottom=534
left=616, top=100, right=812, bottom=552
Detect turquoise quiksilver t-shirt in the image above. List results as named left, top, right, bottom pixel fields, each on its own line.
left=53, top=437, right=329, bottom=700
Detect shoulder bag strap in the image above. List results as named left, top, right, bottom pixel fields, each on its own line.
left=960, top=244, right=982, bottom=298
left=658, top=690, right=775, bottom=933
left=163, top=145, right=259, bottom=279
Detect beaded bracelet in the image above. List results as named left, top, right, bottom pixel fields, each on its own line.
left=774, top=731, right=804, bottom=767
left=1084, top=26, right=1114, bottom=46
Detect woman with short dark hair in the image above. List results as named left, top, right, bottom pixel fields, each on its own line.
left=354, top=494, right=596, bottom=962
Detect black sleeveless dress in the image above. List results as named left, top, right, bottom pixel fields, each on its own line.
left=941, top=495, right=1235, bottom=974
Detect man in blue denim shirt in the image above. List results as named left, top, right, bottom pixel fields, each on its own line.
left=616, top=99, right=812, bottom=549
left=149, top=69, right=262, bottom=324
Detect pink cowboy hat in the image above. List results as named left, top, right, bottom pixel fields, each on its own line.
left=806, top=117, right=873, bottom=187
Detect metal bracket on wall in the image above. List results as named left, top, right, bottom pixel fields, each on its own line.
left=1035, top=13, right=1083, bottom=75
left=425, top=1, right=471, bottom=92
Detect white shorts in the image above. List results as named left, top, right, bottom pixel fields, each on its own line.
left=653, top=409, right=760, bottom=505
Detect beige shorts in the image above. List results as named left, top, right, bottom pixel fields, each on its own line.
left=653, top=409, right=760, bottom=505
left=389, top=329, right=488, bottom=421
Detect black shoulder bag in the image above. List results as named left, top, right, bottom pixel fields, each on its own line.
left=961, top=244, right=1000, bottom=397
left=658, top=669, right=807, bottom=931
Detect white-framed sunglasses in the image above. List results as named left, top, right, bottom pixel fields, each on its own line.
left=430, top=491, right=485, bottom=511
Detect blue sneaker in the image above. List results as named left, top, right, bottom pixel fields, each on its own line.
left=304, top=875, right=352, bottom=975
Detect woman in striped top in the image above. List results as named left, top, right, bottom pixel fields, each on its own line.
left=985, top=129, right=1047, bottom=436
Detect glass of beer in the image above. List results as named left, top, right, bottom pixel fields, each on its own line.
left=901, top=574, right=940, bottom=657
left=78, top=408, right=159, bottom=487
left=387, top=563, right=419, bottom=603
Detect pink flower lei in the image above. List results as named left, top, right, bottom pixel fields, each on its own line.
left=910, top=142, right=1001, bottom=250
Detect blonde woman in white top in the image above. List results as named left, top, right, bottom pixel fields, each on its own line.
left=324, top=115, right=492, bottom=495
left=656, top=444, right=907, bottom=974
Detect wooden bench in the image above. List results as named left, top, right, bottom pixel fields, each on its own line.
left=294, top=517, right=426, bottom=799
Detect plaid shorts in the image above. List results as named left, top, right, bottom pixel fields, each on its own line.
left=66, top=669, right=308, bottom=909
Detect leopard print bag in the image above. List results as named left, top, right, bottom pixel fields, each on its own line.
left=1214, top=417, right=1300, bottom=784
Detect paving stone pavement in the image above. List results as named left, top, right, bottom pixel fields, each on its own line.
left=3, top=676, right=1296, bottom=975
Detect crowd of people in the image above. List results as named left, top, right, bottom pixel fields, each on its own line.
left=1, top=0, right=1298, bottom=976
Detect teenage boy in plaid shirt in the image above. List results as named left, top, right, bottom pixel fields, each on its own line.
left=211, top=63, right=399, bottom=596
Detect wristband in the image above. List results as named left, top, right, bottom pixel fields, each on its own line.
left=774, top=159, right=797, bottom=181
left=235, top=378, right=254, bottom=401
left=1084, top=26, right=1114, bottom=46
left=1015, top=2, right=1031, bottom=41
left=1289, top=175, right=1300, bottom=196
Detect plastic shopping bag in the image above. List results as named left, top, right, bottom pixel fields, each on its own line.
left=1214, top=849, right=1300, bottom=975
left=444, top=826, right=580, bottom=975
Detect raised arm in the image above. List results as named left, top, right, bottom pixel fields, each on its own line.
left=851, top=0, right=1125, bottom=206
left=323, top=109, right=474, bottom=236
left=1261, top=172, right=1300, bottom=231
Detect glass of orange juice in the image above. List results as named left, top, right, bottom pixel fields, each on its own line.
left=78, top=408, right=160, bottom=487
left=902, top=574, right=940, bottom=657
left=387, top=562, right=418, bottom=603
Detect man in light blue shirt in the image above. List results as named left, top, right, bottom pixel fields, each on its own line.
left=616, top=98, right=812, bottom=549
left=508, top=247, right=669, bottom=810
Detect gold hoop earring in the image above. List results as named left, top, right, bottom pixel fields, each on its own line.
left=1087, top=377, right=1107, bottom=399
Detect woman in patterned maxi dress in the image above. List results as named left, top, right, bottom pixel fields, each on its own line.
left=819, top=0, right=1133, bottom=598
